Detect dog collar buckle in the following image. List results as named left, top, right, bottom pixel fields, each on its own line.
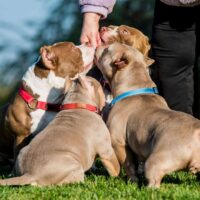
left=27, top=98, right=38, bottom=110
left=19, top=86, right=61, bottom=112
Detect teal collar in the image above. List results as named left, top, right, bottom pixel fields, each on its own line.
left=110, top=87, right=159, bottom=106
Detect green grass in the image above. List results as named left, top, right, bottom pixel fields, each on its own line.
left=0, top=164, right=199, bottom=200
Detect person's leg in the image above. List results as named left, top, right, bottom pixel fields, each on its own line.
left=193, top=5, right=200, bottom=117
left=151, top=0, right=196, bottom=115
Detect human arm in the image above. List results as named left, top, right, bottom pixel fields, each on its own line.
left=79, top=0, right=116, bottom=47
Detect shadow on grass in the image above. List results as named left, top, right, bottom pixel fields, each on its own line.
left=162, top=175, right=183, bottom=185
left=86, top=159, right=109, bottom=177
left=87, top=159, right=200, bottom=188
left=163, top=171, right=198, bottom=185
left=86, top=160, right=146, bottom=188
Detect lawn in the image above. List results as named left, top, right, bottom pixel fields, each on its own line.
left=0, top=163, right=199, bottom=200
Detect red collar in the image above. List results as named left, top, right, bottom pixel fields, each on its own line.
left=60, top=103, right=99, bottom=113
left=19, top=87, right=99, bottom=113
left=18, top=87, right=61, bottom=112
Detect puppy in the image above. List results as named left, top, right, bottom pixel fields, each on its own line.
left=90, top=24, right=150, bottom=82
left=0, top=42, right=95, bottom=163
left=90, top=25, right=151, bottom=117
left=95, top=42, right=200, bottom=188
left=100, top=25, right=150, bottom=57
left=0, top=76, right=120, bottom=186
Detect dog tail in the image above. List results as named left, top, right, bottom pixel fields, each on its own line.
left=0, top=174, right=36, bottom=186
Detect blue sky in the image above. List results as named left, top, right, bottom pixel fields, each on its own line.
left=0, top=0, right=53, bottom=67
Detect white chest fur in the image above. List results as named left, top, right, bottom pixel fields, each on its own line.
left=22, top=65, right=65, bottom=134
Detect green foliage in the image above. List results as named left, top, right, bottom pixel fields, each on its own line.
left=104, top=0, right=155, bottom=36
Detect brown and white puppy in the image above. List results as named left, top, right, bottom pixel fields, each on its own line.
left=0, top=76, right=120, bottom=186
left=100, top=25, right=150, bottom=57
left=0, top=42, right=95, bottom=164
left=95, top=42, right=200, bottom=188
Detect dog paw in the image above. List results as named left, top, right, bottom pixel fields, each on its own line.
left=147, top=182, right=160, bottom=189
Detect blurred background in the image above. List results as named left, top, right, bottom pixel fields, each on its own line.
left=1, top=0, right=199, bottom=117
left=0, top=0, right=155, bottom=106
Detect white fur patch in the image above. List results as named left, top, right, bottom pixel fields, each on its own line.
left=77, top=44, right=95, bottom=74
left=22, top=64, right=66, bottom=134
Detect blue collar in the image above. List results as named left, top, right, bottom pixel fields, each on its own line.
left=110, top=87, right=159, bottom=106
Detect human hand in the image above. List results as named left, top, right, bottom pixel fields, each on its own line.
left=80, top=13, right=101, bottom=48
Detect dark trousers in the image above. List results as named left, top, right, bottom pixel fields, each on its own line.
left=151, top=0, right=200, bottom=117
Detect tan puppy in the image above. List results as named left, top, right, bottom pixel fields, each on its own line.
left=100, top=25, right=150, bottom=57
left=95, top=42, right=200, bottom=188
left=0, top=76, right=120, bottom=186
left=91, top=25, right=151, bottom=116
left=0, top=42, right=95, bottom=164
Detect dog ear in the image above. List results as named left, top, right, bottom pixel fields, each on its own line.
left=40, top=46, right=58, bottom=70
left=140, top=36, right=151, bottom=57
left=112, top=52, right=129, bottom=69
left=64, top=76, right=73, bottom=94
left=145, top=57, right=155, bottom=67
left=119, top=27, right=130, bottom=36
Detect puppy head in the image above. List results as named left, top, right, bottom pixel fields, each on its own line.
left=39, top=42, right=95, bottom=79
left=64, top=75, right=105, bottom=111
left=100, top=25, right=150, bottom=57
left=95, top=42, right=154, bottom=84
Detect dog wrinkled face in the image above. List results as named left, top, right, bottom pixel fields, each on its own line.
left=100, top=25, right=150, bottom=57
left=78, top=76, right=105, bottom=111
left=64, top=76, right=105, bottom=111
left=95, top=43, right=130, bottom=82
left=95, top=43, right=154, bottom=84
left=95, top=45, right=114, bottom=82
left=40, top=42, right=95, bottom=79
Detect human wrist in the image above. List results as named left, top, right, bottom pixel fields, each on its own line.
left=83, top=12, right=101, bottom=23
